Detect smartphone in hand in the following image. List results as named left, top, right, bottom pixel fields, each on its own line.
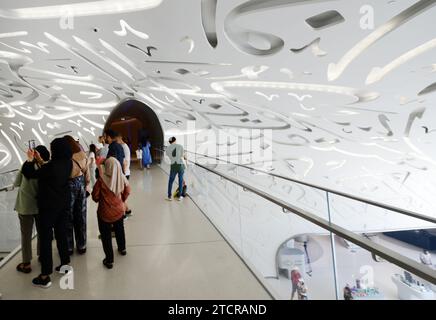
left=28, top=140, right=35, bottom=150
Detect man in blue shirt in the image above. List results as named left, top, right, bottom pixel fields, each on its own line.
left=104, top=129, right=125, bottom=170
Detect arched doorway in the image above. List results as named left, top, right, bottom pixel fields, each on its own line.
left=104, top=99, right=164, bottom=163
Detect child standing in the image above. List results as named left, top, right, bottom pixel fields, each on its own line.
left=92, top=157, right=130, bottom=269
left=136, top=146, right=143, bottom=170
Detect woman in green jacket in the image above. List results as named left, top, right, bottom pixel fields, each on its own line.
left=14, top=145, right=50, bottom=273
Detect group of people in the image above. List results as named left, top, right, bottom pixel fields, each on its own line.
left=12, top=129, right=187, bottom=289
left=13, top=129, right=138, bottom=288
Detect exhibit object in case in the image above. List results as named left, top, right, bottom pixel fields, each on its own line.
left=391, top=274, right=434, bottom=300
left=349, top=285, right=384, bottom=300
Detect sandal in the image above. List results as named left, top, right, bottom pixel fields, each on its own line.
left=16, top=263, right=32, bottom=274
left=103, top=259, right=113, bottom=269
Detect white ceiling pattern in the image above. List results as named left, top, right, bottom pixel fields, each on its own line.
left=0, top=0, right=436, bottom=217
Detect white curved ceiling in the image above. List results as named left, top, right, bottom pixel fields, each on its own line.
left=1, top=0, right=436, bottom=216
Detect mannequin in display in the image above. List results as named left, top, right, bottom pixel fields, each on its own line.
left=419, top=250, right=433, bottom=267
left=392, top=272, right=434, bottom=300
left=297, top=279, right=308, bottom=300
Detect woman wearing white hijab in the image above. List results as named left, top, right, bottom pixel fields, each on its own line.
left=92, top=157, right=131, bottom=269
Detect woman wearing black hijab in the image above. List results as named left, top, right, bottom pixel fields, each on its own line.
left=22, top=137, right=73, bottom=288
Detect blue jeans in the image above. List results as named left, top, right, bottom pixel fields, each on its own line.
left=168, top=168, right=184, bottom=198
left=66, top=175, right=87, bottom=251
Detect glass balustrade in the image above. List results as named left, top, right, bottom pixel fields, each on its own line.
left=177, top=153, right=436, bottom=300
left=0, top=170, right=21, bottom=266
left=4, top=149, right=435, bottom=300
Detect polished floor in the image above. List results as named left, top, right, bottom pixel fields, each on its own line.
left=0, top=165, right=270, bottom=300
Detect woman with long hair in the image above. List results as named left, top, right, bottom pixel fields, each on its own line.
left=64, top=135, right=90, bottom=255
left=92, top=157, right=130, bottom=269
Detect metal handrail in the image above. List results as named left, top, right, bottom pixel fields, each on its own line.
left=0, top=186, right=14, bottom=192
left=158, top=147, right=436, bottom=283
left=0, top=169, right=19, bottom=175
left=185, top=159, right=436, bottom=284
left=0, top=169, right=18, bottom=192
left=186, top=150, right=436, bottom=225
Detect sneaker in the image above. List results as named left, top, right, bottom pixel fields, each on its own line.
left=123, top=214, right=129, bottom=221
left=103, top=259, right=113, bottom=269
left=77, top=248, right=86, bottom=255
left=32, top=275, right=52, bottom=288
left=177, top=196, right=184, bottom=201
left=165, top=197, right=172, bottom=201
left=16, top=263, right=32, bottom=274
left=55, top=264, right=72, bottom=274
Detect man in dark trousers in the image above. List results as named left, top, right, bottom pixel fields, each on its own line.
left=165, top=137, right=185, bottom=201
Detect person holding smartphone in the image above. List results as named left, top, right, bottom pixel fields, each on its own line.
left=21, top=137, right=73, bottom=288
left=14, top=144, right=50, bottom=274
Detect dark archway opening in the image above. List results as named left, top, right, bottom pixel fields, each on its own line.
left=104, top=99, right=164, bottom=163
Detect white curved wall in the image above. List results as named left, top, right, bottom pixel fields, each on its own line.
left=1, top=0, right=436, bottom=229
